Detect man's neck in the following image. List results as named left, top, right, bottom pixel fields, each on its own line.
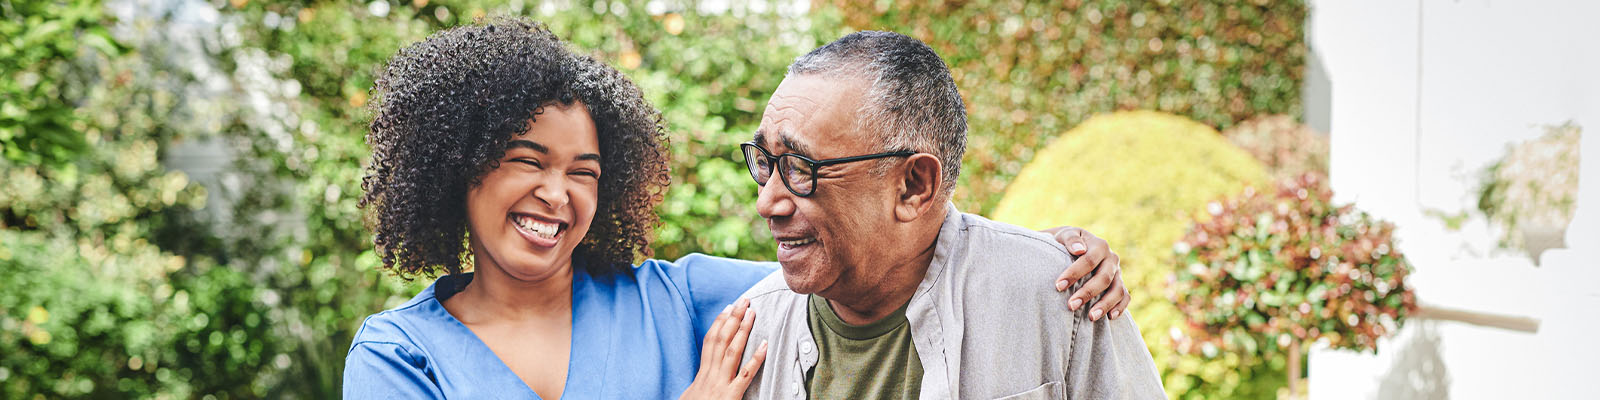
left=823, top=209, right=946, bottom=326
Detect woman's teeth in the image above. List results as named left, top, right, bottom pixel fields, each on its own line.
left=514, top=215, right=560, bottom=239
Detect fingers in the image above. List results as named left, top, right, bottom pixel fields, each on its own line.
left=1056, top=256, right=1097, bottom=294
left=1073, top=267, right=1116, bottom=321
left=1065, top=246, right=1115, bottom=309
left=1055, top=229, right=1111, bottom=293
left=1093, top=275, right=1127, bottom=320
left=722, top=308, right=755, bottom=374
left=733, top=340, right=768, bottom=389
left=1051, top=227, right=1090, bottom=255
left=685, top=299, right=762, bottom=399
left=1110, top=286, right=1132, bottom=320
left=1099, top=255, right=1130, bottom=320
left=698, top=304, right=734, bottom=374
left=1069, top=248, right=1120, bottom=304
left=713, top=299, right=748, bottom=349
left=707, top=299, right=751, bottom=377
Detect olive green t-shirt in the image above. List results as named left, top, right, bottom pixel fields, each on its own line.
left=804, top=294, right=922, bottom=400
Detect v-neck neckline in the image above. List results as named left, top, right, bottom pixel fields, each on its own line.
left=429, top=268, right=609, bottom=400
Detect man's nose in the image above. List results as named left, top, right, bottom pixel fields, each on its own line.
left=755, top=171, right=795, bottom=219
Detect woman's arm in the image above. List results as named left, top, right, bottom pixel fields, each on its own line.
left=668, top=224, right=1133, bottom=326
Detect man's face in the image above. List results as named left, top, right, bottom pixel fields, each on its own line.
left=753, top=75, right=901, bottom=296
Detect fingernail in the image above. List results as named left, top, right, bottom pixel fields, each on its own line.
left=1090, top=308, right=1103, bottom=321
left=1055, top=281, right=1068, bottom=291
left=723, top=304, right=733, bottom=314
left=740, top=298, right=750, bottom=307
left=1071, top=243, right=1087, bottom=253
left=1111, top=310, right=1122, bottom=319
left=1069, top=298, right=1083, bottom=310
left=759, top=340, right=768, bottom=351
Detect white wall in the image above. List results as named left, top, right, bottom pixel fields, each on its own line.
left=1308, top=0, right=1599, bottom=398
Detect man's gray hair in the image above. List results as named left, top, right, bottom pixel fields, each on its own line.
left=787, top=31, right=967, bottom=199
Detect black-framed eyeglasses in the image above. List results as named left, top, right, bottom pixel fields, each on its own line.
left=739, top=141, right=915, bottom=197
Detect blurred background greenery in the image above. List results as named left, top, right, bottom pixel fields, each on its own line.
left=2, top=0, right=1319, bottom=398
left=993, top=110, right=1280, bottom=399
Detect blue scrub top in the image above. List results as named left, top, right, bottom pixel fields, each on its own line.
left=342, top=254, right=778, bottom=399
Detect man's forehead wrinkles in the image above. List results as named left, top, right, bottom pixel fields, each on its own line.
left=758, top=114, right=797, bottom=145
left=768, top=91, right=820, bottom=107
left=765, top=102, right=813, bottom=119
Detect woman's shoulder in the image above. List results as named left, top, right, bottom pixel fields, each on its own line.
left=351, top=307, right=425, bottom=348
left=631, top=254, right=779, bottom=330
left=634, top=253, right=778, bottom=282
left=350, top=275, right=462, bottom=350
left=627, top=254, right=776, bottom=298
left=343, top=289, right=454, bottom=397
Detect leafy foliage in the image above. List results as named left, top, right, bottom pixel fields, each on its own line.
left=991, top=111, right=1274, bottom=399
left=1171, top=173, right=1416, bottom=396
left=1222, top=114, right=1327, bottom=179
left=204, top=1, right=837, bottom=397
left=1173, top=173, right=1416, bottom=355
left=0, top=0, right=121, bottom=166
left=547, top=5, right=846, bottom=261
left=827, top=0, right=1307, bottom=214
left=5, top=0, right=1310, bottom=397
left=1477, top=122, right=1581, bottom=255
left=0, top=0, right=245, bottom=396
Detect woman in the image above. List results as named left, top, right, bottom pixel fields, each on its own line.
left=343, top=18, right=1129, bottom=399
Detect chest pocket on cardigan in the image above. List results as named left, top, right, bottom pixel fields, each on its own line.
left=993, top=381, right=1064, bottom=400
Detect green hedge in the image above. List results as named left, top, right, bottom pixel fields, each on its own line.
left=204, top=1, right=841, bottom=397
left=4, top=0, right=1308, bottom=397
left=826, top=0, right=1307, bottom=214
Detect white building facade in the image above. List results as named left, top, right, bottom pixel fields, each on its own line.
left=1308, top=0, right=1599, bottom=398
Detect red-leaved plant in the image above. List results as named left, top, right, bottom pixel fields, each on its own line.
left=1171, top=172, right=1417, bottom=396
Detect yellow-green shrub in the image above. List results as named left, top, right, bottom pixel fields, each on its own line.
left=991, top=111, right=1274, bottom=399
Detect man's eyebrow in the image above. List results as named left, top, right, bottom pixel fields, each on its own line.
left=754, top=127, right=814, bottom=157
left=778, top=131, right=813, bottom=157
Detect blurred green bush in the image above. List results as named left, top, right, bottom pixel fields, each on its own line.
left=0, top=0, right=231, bottom=397
left=1222, top=114, right=1328, bottom=179
left=0, top=0, right=119, bottom=167
left=1173, top=173, right=1416, bottom=395
left=177, top=0, right=840, bottom=397
left=992, top=111, right=1276, bottom=399
left=4, top=0, right=1307, bottom=397
left=828, top=0, right=1307, bottom=215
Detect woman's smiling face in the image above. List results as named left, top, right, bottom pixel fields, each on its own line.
left=465, top=101, right=602, bottom=282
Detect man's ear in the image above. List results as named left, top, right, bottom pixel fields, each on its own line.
left=894, top=153, right=942, bottom=222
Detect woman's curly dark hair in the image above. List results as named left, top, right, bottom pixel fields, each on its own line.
left=360, top=18, right=671, bottom=279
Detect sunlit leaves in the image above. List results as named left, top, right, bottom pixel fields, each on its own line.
left=828, top=0, right=1308, bottom=215
left=1173, top=173, right=1416, bottom=358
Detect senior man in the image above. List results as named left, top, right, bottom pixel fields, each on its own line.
left=733, top=31, right=1165, bottom=399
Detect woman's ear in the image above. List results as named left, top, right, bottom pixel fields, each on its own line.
left=894, top=153, right=943, bottom=222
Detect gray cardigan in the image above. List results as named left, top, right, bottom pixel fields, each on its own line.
left=737, top=206, right=1165, bottom=399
